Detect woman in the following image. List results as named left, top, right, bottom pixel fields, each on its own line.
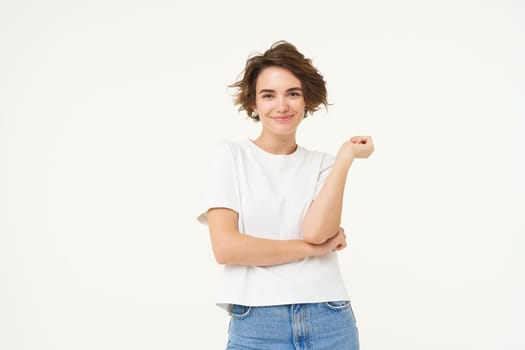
left=197, top=40, right=374, bottom=349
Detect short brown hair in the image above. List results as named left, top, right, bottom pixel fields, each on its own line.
left=230, top=40, right=328, bottom=121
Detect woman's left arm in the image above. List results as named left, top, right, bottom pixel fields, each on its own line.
left=302, top=136, right=374, bottom=244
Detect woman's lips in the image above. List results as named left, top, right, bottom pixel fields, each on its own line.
left=272, top=115, right=294, bottom=122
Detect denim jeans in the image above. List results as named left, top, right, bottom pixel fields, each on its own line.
left=226, top=301, right=359, bottom=350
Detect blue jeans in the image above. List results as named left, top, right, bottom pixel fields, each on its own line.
left=226, top=301, right=359, bottom=350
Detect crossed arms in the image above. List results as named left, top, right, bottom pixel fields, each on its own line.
left=206, top=137, right=373, bottom=267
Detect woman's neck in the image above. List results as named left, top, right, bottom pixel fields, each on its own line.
left=253, top=133, right=297, bottom=155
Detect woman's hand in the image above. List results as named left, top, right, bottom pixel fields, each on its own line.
left=310, top=227, right=347, bottom=256
left=331, top=227, right=348, bottom=252
left=337, top=136, right=374, bottom=161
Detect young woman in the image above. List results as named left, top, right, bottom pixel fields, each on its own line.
left=197, top=41, right=374, bottom=350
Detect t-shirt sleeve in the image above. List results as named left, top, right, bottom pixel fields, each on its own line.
left=196, top=142, right=240, bottom=225
left=314, top=152, right=336, bottom=198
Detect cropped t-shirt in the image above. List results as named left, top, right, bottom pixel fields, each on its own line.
left=197, top=139, right=349, bottom=312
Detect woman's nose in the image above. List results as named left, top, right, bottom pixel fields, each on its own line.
left=276, top=97, right=289, bottom=112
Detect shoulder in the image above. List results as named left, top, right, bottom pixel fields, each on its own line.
left=209, top=140, right=244, bottom=154
left=206, top=140, right=246, bottom=164
left=300, top=146, right=336, bottom=170
left=320, top=152, right=336, bottom=170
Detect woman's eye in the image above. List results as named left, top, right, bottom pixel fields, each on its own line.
left=262, top=94, right=273, bottom=99
left=289, top=92, right=301, bottom=97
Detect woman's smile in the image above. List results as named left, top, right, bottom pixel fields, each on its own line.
left=271, top=114, right=295, bottom=122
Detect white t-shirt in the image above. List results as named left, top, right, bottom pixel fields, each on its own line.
left=197, top=139, right=349, bottom=312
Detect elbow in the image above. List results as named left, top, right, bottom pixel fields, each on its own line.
left=302, top=222, right=340, bottom=244
left=209, top=227, right=240, bottom=265
left=302, top=229, right=327, bottom=244
left=215, top=256, right=228, bottom=265
left=212, top=246, right=230, bottom=265
left=213, top=249, right=225, bottom=264
left=211, top=239, right=238, bottom=265
left=302, top=217, right=329, bottom=244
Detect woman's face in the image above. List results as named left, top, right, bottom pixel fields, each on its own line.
left=253, top=66, right=306, bottom=138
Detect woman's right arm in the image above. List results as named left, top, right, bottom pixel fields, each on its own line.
left=207, top=208, right=347, bottom=267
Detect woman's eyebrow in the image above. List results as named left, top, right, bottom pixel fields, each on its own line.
left=258, top=87, right=302, bottom=94
left=258, top=89, right=275, bottom=94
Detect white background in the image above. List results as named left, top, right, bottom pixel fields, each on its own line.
left=1, top=0, right=524, bottom=349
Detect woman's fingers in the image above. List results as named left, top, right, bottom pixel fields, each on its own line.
left=332, top=227, right=348, bottom=251
left=347, top=136, right=374, bottom=158
left=350, top=136, right=372, bottom=144
left=334, top=241, right=347, bottom=251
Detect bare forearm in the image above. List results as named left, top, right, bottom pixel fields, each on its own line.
left=208, top=208, right=317, bottom=267
left=214, top=233, right=315, bottom=267
left=302, top=153, right=353, bottom=243
left=207, top=208, right=347, bottom=267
